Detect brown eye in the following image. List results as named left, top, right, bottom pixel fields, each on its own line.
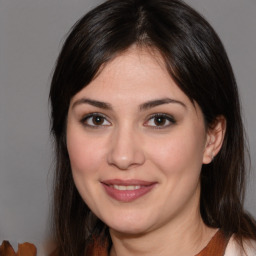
left=144, top=114, right=176, bottom=129
left=92, top=115, right=104, bottom=125
left=82, top=113, right=111, bottom=127
left=154, top=116, right=167, bottom=126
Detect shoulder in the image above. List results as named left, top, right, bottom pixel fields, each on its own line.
left=224, top=235, right=256, bottom=256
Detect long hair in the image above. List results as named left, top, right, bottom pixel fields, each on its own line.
left=49, top=0, right=256, bottom=255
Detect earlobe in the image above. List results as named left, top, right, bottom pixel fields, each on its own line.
left=203, top=116, right=226, bottom=164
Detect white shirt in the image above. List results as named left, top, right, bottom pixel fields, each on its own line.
left=225, top=236, right=256, bottom=256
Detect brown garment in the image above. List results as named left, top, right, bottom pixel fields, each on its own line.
left=86, top=229, right=230, bottom=256
left=195, top=230, right=230, bottom=256
left=0, top=241, right=37, bottom=256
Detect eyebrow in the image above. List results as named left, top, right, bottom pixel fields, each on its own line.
left=72, top=98, right=113, bottom=110
left=72, top=97, right=186, bottom=111
left=139, top=98, right=186, bottom=110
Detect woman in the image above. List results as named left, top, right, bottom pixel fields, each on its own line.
left=49, top=0, right=256, bottom=255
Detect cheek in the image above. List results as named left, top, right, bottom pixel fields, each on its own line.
left=147, top=126, right=206, bottom=176
left=66, top=128, right=104, bottom=177
left=66, top=128, right=106, bottom=208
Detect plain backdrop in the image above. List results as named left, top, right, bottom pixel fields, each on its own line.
left=0, top=0, right=255, bottom=255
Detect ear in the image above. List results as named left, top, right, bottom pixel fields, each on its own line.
left=203, top=116, right=226, bottom=164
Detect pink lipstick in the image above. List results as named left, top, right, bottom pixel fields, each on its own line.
left=101, top=179, right=156, bottom=202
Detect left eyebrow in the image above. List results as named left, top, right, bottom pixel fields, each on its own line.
left=139, top=98, right=186, bottom=111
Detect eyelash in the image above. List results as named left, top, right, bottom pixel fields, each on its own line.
left=80, top=113, right=176, bottom=129
left=144, top=113, right=176, bottom=129
left=81, top=113, right=111, bottom=128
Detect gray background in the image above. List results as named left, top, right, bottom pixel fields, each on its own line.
left=0, top=0, right=255, bottom=255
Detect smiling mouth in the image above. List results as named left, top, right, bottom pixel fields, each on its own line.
left=101, top=179, right=156, bottom=202
left=109, top=185, right=142, bottom=191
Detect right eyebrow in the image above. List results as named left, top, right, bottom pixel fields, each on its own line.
left=71, top=98, right=113, bottom=110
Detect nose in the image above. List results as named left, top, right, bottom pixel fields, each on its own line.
left=107, top=126, right=145, bottom=170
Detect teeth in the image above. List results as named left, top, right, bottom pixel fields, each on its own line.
left=112, top=185, right=141, bottom=191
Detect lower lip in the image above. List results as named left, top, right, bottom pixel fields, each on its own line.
left=102, top=183, right=156, bottom=202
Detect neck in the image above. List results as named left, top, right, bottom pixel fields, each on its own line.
left=109, top=203, right=217, bottom=256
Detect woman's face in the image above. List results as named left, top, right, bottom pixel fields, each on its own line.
left=66, top=47, right=213, bottom=235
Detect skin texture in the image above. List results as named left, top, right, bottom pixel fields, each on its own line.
left=66, top=47, right=225, bottom=256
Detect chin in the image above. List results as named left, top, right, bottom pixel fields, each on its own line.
left=110, top=224, right=150, bottom=236
left=104, top=214, right=154, bottom=235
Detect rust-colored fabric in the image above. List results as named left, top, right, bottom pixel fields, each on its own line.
left=85, top=236, right=109, bottom=256
left=0, top=241, right=37, bottom=256
left=195, top=230, right=230, bottom=256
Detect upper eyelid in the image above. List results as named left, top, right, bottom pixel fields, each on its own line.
left=147, top=113, right=176, bottom=121
left=81, top=112, right=175, bottom=119
left=81, top=112, right=109, bottom=120
left=80, top=112, right=176, bottom=126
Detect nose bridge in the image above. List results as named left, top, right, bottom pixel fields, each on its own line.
left=107, top=122, right=145, bottom=170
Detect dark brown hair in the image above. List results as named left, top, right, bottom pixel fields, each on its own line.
left=49, top=0, right=256, bottom=255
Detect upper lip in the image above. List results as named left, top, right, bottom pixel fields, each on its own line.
left=101, top=179, right=156, bottom=186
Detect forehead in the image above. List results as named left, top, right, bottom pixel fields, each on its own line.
left=71, top=47, right=191, bottom=106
